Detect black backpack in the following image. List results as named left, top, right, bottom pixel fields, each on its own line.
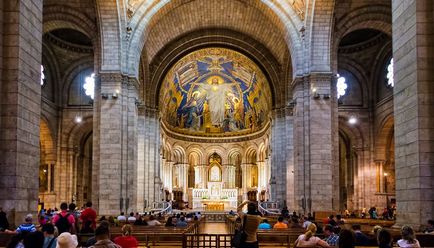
left=55, top=213, right=71, bottom=234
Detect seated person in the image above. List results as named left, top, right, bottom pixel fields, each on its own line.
left=258, top=219, right=272, bottom=230
left=378, top=228, right=393, bottom=248
left=397, top=225, right=421, bottom=248
left=165, top=217, right=175, bottom=227
left=114, top=224, right=138, bottom=248
left=424, top=219, right=434, bottom=234
left=352, top=224, right=370, bottom=246
left=294, top=223, right=330, bottom=248
left=336, top=214, right=345, bottom=225
left=127, top=212, right=136, bottom=224
left=147, top=215, right=161, bottom=226
left=176, top=217, right=188, bottom=228
left=117, top=212, right=126, bottom=223
left=338, top=229, right=356, bottom=248
left=323, top=224, right=339, bottom=246
left=88, top=222, right=120, bottom=248
left=290, top=217, right=303, bottom=228
left=273, top=216, right=288, bottom=229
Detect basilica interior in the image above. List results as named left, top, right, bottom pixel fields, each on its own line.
left=0, top=0, right=433, bottom=232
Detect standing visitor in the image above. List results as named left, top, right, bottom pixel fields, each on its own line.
left=52, top=203, right=75, bottom=234
left=0, top=208, right=10, bottom=231
left=41, top=224, right=57, bottom=248
left=236, top=201, right=262, bottom=248
left=80, top=201, right=97, bottom=231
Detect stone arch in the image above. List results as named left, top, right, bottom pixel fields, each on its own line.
left=40, top=118, right=55, bottom=164
left=172, top=146, right=186, bottom=164
left=244, top=147, right=258, bottom=164
left=307, top=0, right=335, bottom=72
left=204, top=146, right=227, bottom=164
left=43, top=4, right=99, bottom=70
left=370, top=40, right=393, bottom=103
left=148, top=28, right=284, bottom=109
left=375, top=115, right=394, bottom=161
left=43, top=5, right=97, bottom=38
left=332, top=4, right=392, bottom=71
left=42, top=42, right=61, bottom=104
left=338, top=57, right=370, bottom=108
left=61, top=58, right=94, bottom=106
left=95, top=0, right=122, bottom=72
left=126, top=0, right=303, bottom=78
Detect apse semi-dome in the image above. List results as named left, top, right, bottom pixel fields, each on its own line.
left=159, top=48, right=272, bottom=137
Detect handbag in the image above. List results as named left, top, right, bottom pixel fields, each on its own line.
left=231, top=215, right=247, bottom=248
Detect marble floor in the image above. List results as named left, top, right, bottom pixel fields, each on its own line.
left=199, top=222, right=229, bottom=234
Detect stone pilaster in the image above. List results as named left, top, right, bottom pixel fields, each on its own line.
left=137, top=106, right=160, bottom=210
left=0, top=0, right=42, bottom=225
left=292, top=73, right=339, bottom=213
left=93, top=73, right=138, bottom=215
left=392, top=0, right=434, bottom=229
left=271, top=106, right=294, bottom=208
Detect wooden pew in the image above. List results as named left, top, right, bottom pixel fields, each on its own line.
left=0, top=233, right=16, bottom=248
left=416, top=233, right=434, bottom=248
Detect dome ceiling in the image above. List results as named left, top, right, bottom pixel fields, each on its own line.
left=159, top=48, right=272, bottom=137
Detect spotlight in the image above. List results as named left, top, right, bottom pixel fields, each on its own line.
left=312, top=88, right=320, bottom=99
left=112, top=89, right=120, bottom=99
left=348, top=117, right=357, bottom=125
left=384, top=172, right=388, bottom=176
left=74, top=116, right=83, bottom=123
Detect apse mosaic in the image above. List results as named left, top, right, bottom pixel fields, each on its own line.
left=159, top=48, right=272, bottom=136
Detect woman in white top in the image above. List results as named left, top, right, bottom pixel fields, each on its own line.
left=397, top=225, right=421, bottom=248
left=294, top=223, right=331, bottom=248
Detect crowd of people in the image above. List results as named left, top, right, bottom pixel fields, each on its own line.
left=0, top=201, right=202, bottom=248
left=233, top=201, right=431, bottom=248
left=1, top=201, right=433, bottom=248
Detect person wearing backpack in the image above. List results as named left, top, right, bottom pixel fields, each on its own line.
left=52, top=203, right=76, bottom=234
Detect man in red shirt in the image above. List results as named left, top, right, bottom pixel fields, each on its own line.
left=53, top=202, right=76, bottom=234
left=80, top=201, right=97, bottom=231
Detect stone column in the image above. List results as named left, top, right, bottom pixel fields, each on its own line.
left=0, top=0, right=42, bottom=225
left=227, top=165, right=236, bottom=188
left=271, top=107, right=294, bottom=207
left=292, top=74, right=339, bottom=213
left=92, top=73, right=138, bottom=216
left=392, top=0, right=434, bottom=229
left=137, top=106, right=159, bottom=210
left=199, top=165, right=207, bottom=188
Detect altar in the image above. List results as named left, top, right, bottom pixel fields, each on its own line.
left=190, top=182, right=238, bottom=210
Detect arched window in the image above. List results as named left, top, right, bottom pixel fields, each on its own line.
left=41, top=65, right=46, bottom=86
left=386, top=58, right=394, bottom=87
left=337, top=74, right=347, bottom=99
left=83, top=73, right=95, bottom=99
